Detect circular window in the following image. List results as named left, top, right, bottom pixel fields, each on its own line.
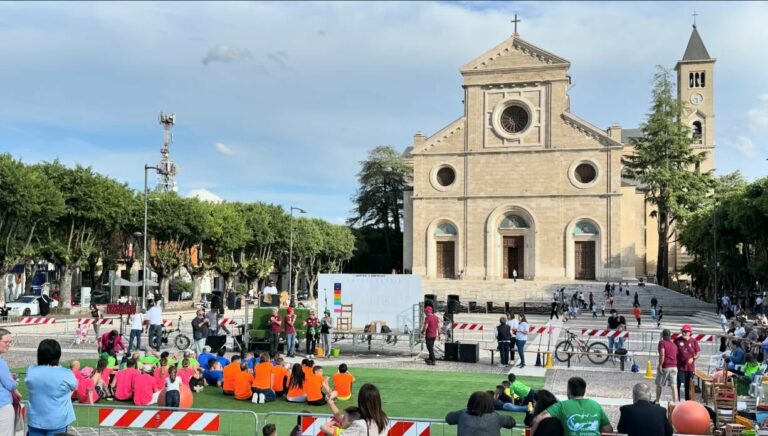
left=574, top=163, right=597, bottom=184
left=436, top=167, right=456, bottom=187
left=500, top=105, right=530, bottom=134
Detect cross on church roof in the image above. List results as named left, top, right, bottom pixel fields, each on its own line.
left=693, top=10, right=699, bottom=27
left=511, top=14, right=521, bottom=36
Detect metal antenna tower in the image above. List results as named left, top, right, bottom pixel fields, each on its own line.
left=157, top=112, right=178, bottom=192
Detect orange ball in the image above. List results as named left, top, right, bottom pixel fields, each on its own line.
left=671, top=401, right=710, bottom=435
left=157, top=384, right=194, bottom=409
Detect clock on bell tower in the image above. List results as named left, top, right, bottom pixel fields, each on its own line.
left=676, top=23, right=715, bottom=173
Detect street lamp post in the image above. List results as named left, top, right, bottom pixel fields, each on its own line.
left=288, top=206, right=307, bottom=307
left=142, top=164, right=166, bottom=309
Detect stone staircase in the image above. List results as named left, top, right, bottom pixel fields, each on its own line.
left=422, top=279, right=715, bottom=316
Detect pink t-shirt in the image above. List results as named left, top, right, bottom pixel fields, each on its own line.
left=177, top=367, right=196, bottom=386
left=77, top=377, right=97, bottom=404
left=100, top=368, right=114, bottom=384
left=424, top=314, right=440, bottom=339
left=133, top=373, right=157, bottom=406
left=114, top=368, right=140, bottom=400
left=658, top=339, right=679, bottom=368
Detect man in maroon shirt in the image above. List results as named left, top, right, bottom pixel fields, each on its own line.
left=655, top=329, right=679, bottom=402
left=268, top=308, right=282, bottom=358
left=674, top=324, right=700, bottom=401
left=421, top=306, right=441, bottom=366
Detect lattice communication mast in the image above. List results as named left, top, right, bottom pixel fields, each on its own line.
left=157, top=112, right=178, bottom=192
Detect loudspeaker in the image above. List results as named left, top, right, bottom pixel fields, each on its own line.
left=447, top=294, right=460, bottom=314
left=205, top=335, right=227, bottom=352
left=444, top=342, right=459, bottom=362
left=458, top=343, right=479, bottom=363
left=424, top=294, right=436, bottom=310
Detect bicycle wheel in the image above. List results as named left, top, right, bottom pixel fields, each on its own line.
left=175, top=334, right=191, bottom=350
left=554, top=340, right=575, bottom=362
left=587, top=342, right=610, bottom=365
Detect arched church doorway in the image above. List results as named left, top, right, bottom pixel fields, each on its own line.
left=571, top=219, right=600, bottom=280
left=499, top=214, right=530, bottom=279
left=434, top=222, right=457, bottom=278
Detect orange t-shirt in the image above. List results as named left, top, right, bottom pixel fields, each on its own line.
left=633, top=307, right=641, bottom=319
left=302, top=366, right=313, bottom=379
left=222, top=362, right=241, bottom=392
left=252, top=362, right=273, bottom=390
left=271, top=365, right=289, bottom=392
left=234, top=370, right=254, bottom=400
left=332, top=372, right=355, bottom=398
left=287, top=379, right=305, bottom=398
left=305, top=373, right=324, bottom=402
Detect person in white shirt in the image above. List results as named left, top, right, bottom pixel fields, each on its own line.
left=146, top=301, right=163, bottom=351
left=128, top=310, right=145, bottom=352
left=262, top=280, right=278, bottom=305
left=506, top=312, right=519, bottom=363
left=515, top=314, right=530, bottom=368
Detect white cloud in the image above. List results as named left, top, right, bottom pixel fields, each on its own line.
left=214, top=142, right=233, bottom=156
left=760, top=94, right=768, bottom=103
left=727, top=136, right=756, bottom=158
left=748, top=96, right=768, bottom=131
left=201, top=44, right=253, bottom=65
left=187, top=188, right=223, bottom=203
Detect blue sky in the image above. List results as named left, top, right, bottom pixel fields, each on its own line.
left=2, top=1, right=767, bottom=224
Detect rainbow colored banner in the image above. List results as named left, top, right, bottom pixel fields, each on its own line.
left=333, top=283, right=342, bottom=314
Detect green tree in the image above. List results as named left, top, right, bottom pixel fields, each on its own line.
left=240, top=203, right=288, bottom=293
left=38, top=162, right=134, bottom=308
left=622, top=66, right=712, bottom=287
left=348, top=146, right=410, bottom=270
left=0, top=155, right=65, bottom=276
left=208, top=202, right=250, bottom=291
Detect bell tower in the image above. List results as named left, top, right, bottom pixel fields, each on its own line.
left=676, top=24, right=716, bottom=173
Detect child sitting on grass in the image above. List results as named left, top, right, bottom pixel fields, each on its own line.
left=492, top=385, right=526, bottom=412
left=306, top=366, right=338, bottom=406
left=332, top=363, right=356, bottom=401
left=320, top=396, right=362, bottom=435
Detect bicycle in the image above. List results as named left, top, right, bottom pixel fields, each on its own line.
left=554, top=328, right=610, bottom=365
left=161, top=314, right=191, bottom=350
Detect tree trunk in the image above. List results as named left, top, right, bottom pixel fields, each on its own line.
left=192, top=275, right=203, bottom=304
left=160, top=275, right=171, bottom=301
left=60, top=267, right=74, bottom=309
left=224, top=273, right=234, bottom=292
left=656, top=210, right=669, bottom=288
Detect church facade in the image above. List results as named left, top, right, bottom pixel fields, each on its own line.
left=403, top=26, right=715, bottom=282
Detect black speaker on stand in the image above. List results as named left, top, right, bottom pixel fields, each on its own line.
left=444, top=342, right=459, bottom=362
left=458, top=343, right=479, bottom=363
left=424, top=294, right=436, bottom=310
left=447, top=294, right=460, bottom=314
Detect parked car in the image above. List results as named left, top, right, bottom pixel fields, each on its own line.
left=6, top=295, right=59, bottom=316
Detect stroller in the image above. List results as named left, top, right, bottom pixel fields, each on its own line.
left=73, top=323, right=90, bottom=346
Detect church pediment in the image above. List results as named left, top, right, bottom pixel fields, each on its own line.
left=561, top=113, right=623, bottom=148
left=461, top=35, right=570, bottom=74
left=411, top=117, right=465, bottom=155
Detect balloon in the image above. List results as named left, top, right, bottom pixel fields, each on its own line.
left=157, top=384, right=194, bottom=409
left=671, top=401, right=710, bottom=435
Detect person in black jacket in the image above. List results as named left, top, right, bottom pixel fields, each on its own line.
left=617, top=382, right=673, bottom=436
left=495, top=317, right=512, bottom=366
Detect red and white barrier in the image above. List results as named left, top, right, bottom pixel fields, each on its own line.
left=526, top=325, right=551, bottom=335
left=581, top=328, right=629, bottom=338
left=19, top=317, right=56, bottom=324
left=98, top=408, right=220, bottom=432
left=218, top=318, right=236, bottom=327
left=452, top=323, right=484, bottom=331
left=671, top=333, right=714, bottom=342
left=77, top=318, right=114, bottom=326
left=162, top=320, right=174, bottom=327
left=301, top=416, right=430, bottom=436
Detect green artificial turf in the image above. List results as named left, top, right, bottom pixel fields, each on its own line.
left=15, top=363, right=542, bottom=435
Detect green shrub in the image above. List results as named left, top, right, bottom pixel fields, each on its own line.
left=170, top=278, right=194, bottom=301
left=235, top=283, right=247, bottom=294
left=249, top=307, right=310, bottom=340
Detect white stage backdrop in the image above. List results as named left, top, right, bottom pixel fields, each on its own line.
left=317, top=274, right=422, bottom=331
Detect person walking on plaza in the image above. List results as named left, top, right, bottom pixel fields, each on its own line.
left=421, top=306, right=440, bottom=366
left=512, top=269, right=517, bottom=282
left=146, top=300, right=163, bottom=351
left=674, top=324, right=700, bottom=401
left=654, top=329, right=679, bottom=403
left=268, top=308, right=282, bottom=358
left=191, top=309, right=209, bottom=355
left=531, top=377, right=612, bottom=436
left=650, top=295, right=658, bottom=310
left=26, top=339, right=77, bottom=436
left=89, top=303, right=102, bottom=336
left=633, top=306, right=642, bottom=328
left=656, top=306, right=664, bottom=328
left=495, top=317, right=512, bottom=367
left=0, top=328, right=19, bottom=436
left=515, top=314, right=529, bottom=368
left=550, top=297, right=559, bottom=320
left=128, top=309, right=144, bottom=353
left=285, top=307, right=297, bottom=358
left=607, top=310, right=627, bottom=354
left=618, top=383, right=673, bottom=436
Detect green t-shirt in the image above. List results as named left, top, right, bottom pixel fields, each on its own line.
left=177, top=358, right=198, bottom=368
left=139, top=356, right=160, bottom=367
left=547, top=399, right=609, bottom=436
left=107, top=356, right=118, bottom=369
left=511, top=380, right=531, bottom=398
left=744, top=362, right=761, bottom=377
